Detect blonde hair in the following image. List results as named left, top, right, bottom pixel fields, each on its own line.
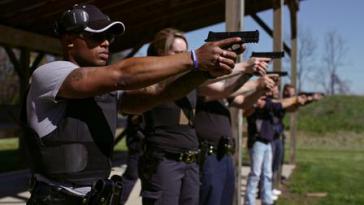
left=147, top=28, right=188, bottom=56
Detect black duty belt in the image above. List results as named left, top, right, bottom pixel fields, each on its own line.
left=201, top=141, right=234, bottom=156
left=163, top=150, right=200, bottom=164
left=255, top=137, right=271, bottom=144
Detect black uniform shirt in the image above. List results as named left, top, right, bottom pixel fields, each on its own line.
left=194, top=98, right=232, bottom=146
left=247, top=98, right=283, bottom=143
left=143, top=90, right=198, bottom=153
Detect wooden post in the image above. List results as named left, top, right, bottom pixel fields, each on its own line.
left=289, top=0, right=299, bottom=164
left=250, top=13, right=291, bottom=57
left=272, top=0, right=284, bottom=189
left=225, top=0, right=244, bottom=204
left=273, top=0, right=283, bottom=72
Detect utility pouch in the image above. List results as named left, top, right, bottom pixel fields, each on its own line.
left=86, top=175, right=124, bottom=205
left=139, top=150, right=163, bottom=180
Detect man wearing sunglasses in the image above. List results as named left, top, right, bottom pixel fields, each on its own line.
left=24, top=4, right=243, bottom=205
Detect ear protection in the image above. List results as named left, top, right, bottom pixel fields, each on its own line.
left=54, top=4, right=89, bottom=35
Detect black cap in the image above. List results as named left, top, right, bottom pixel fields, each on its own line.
left=56, top=4, right=125, bottom=35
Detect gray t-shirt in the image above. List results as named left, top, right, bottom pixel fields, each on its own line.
left=27, top=61, right=93, bottom=195
left=27, top=61, right=124, bottom=195
left=27, top=60, right=79, bottom=138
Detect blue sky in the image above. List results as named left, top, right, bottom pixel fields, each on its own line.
left=137, top=0, right=364, bottom=94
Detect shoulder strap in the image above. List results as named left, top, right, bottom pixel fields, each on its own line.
left=175, top=96, right=194, bottom=126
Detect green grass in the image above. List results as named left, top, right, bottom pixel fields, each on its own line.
left=275, top=95, right=364, bottom=205
left=0, top=138, right=27, bottom=172
left=279, top=132, right=364, bottom=205
left=0, top=137, right=18, bottom=150
left=285, top=95, right=364, bottom=134
left=114, top=137, right=127, bottom=151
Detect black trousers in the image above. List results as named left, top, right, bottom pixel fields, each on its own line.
left=140, top=157, right=199, bottom=205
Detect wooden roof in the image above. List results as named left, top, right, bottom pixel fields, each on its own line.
left=0, top=0, right=298, bottom=54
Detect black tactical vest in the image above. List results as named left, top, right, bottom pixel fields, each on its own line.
left=194, top=98, right=233, bottom=146
left=22, top=93, right=117, bottom=186
left=143, top=90, right=198, bottom=153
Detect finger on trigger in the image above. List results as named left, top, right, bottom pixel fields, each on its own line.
left=220, top=49, right=237, bottom=60
left=216, top=37, right=242, bottom=48
left=218, top=63, right=233, bottom=74
left=218, top=57, right=235, bottom=69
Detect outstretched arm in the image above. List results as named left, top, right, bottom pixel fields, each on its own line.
left=57, top=37, right=242, bottom=99
left=120, top=70, right=209, bottom=114
left=198, top=57, right=270, bottom=100
left=230, top=75, right=276, bottom=109
left=273, top=95, right=307, bottom=110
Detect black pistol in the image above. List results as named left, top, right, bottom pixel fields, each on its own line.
left=251, top=51, right=285, bottom=59
left=205, top=30, right=259, bottom=51
left=254, top=71, right=288, bottom=76
left=205, top=30, right=259, bottom=43
left=298, top=92, right=326, bottom=96
left=266, top=71, right=288, bottom=76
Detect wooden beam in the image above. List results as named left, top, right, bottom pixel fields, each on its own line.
left=273, top=0, right=283, bottom=72
left=250, top=13, right=291, bottom=57
left=226, top=0, right=244, bottom=204
left=288, top=0, right=298, bottom=165
left=288, top=0, right=298, bottom=39
left=0, top=24, right=61, bottom=55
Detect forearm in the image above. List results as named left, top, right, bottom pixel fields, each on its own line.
left=229, top=79, right=259, bottom=97
left=279, top=97, right=300, bottom=109
left=231, top=89, right=265, bottom=110
left=113, top=53, right=193, bottom=90
left=199, top=73, right=252, bottom=101
left=58, top=53, right=193, bottom=99
left=201, top=61, right=248, bottom=86
left=222, top=72, right=253, bottom=96
left=120, top=71, right=208, bottom=114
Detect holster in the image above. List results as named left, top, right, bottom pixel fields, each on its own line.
left=139, top=149, right=164, bottom=180
left=85, top=175, right=123, bottom=205
left=200, top=137, right=235, bottom=160
left=217, top=137, right=235, bottom=159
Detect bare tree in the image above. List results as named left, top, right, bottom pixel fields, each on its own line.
left=297, top=28, right=317, bottom=92
left=319, top=31, right=349, bottom=95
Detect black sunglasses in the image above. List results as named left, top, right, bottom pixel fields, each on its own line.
left=80, top=32, right=115, bottom=43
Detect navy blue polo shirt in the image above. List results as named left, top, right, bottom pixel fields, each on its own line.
left=247, top=98, right=283, bottom=143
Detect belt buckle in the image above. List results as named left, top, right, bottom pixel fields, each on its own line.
left=224, top=144, right=233, bottom=154
left=182, top=150, right=196, bottom=163
left=208, top=145, right=215, bottom=155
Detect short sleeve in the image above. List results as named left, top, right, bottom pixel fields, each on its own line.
left=31, top=61, right=79, bottom=102
left=27, top=61, right=79, bottom=138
